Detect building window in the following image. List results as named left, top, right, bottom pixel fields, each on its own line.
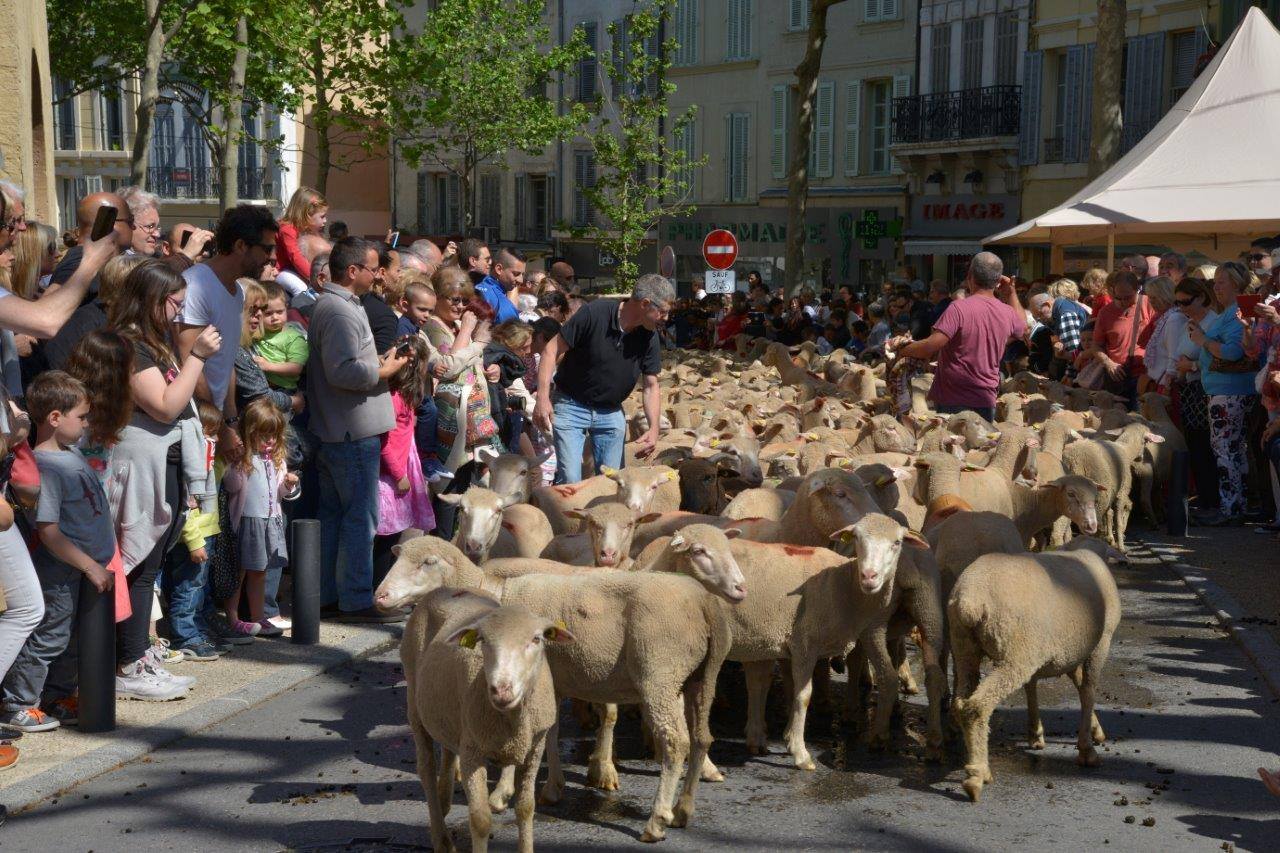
left=789, top=0, right=809, bottom=31
left=531, top=175, right=550, bottom=238
left=962, top=19, right=984, bottom=90
left=864, top=0, right=901, bottom=24
left=434, top=174, right=459, bottom=234
left=573, top=150, right=596, bottom=226
left=479, top=173, right=501, bottom=230
left=675, top=120, right=696, bottom=197
left=726, top=0, right=752, bottom=60
left=995, top=12, right=1018, bottom=86
left=416, top=172, right=430, bottom=234
left=577, top=22, right=599, bottom=102
left=99, top=82, right=125, bottom=151
left=1050, top=52, right=1068, bottom=162
left=727, top=112, right=750, bottom=201
left=868, top=81, right=890, bottom=174
left=930, top=25, right=951, bottom=94
left=1170, top=30, right=1200, bottom=101
left=53, top=78, right=77, bottom=151
left=673, top=0, right=698, bottom=66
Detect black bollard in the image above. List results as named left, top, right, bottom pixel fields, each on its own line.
left=77, top=581, right=116, bottom=733
left=291, top=519, right=321, bottom=645
left=1166, top=449, right=1189, bottom=537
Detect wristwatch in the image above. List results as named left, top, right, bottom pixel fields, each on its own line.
left=224, top=416, right=239, bottom=428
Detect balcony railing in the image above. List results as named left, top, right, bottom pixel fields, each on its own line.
left=892, top=85, right=1021, bottom=145
left=147, top=165, right=273, bottom=201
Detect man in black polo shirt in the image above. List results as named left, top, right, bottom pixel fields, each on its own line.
left=533, top=273, right=674, bottom=483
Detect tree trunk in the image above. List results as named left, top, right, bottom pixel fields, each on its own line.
left=784, top=0, right=844, bottom=296
left=311, top=35, right=331, bottom=195
left=130, top=0, right=167, bottom=187
left=1089, top=0, right=1126, bottom=176
left=219, top=15, right=250, bottom=210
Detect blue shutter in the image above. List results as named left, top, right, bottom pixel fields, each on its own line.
left=1019, top=50, right=1043, bottom=165
left=578, top=22, right=599, bottom=102
left=1061, top=45, right=1085, bottom=163
left=1122, top=32, right=1165, bottom=153
left=1079, top=42, right=1096, bottom=161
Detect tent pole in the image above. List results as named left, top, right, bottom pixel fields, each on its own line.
left=1106, top=232, right=1115, bottom=270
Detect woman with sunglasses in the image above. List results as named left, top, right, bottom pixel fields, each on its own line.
left=1187, top=262, right=1259, bottom=525
left=422, top=267, right=502, bottom=475
left=1171, top=277, right=1221, bottom=518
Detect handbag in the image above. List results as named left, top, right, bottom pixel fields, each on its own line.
left=1075, top=359, right=1108, bottom=391
left=1209, top=354, right=1262, bottom=374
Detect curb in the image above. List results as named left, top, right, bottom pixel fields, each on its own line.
left=1139, top=538, right=1280, bottom=702
left=4, top=626, right=402, bottom=815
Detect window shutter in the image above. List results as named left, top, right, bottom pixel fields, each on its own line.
left=1079, top=42, right=1096, bottom=161
left=416, top=172, right=430, bottom=233
left=790, top=0, right=807, bottom=31
left=1019, top=50, right=1044, bottom=165
left=675, top=0, right=698, bottom=66
left=771, top=84, right=788, bottom=179
left=881, top=0, right=899, bottom=20
left=1061, top=45, right=1084, bottom=163
left=843, top=80, right=862, bottom=176
left=962, top=18, right=984, bottom=90
left=730, top=113, right=750, bottom=201
left=514, top=174, right=527, bottom=239
left=578, top=22, right=598, bottom=102
left=547, top=172, right=558, bottom=226
left=890, top=75, right=911, bottom=173
left=811, top=81, right=834, bottom=179
left=1122, top=32, right=1166, bottom=153
left=611, top=17, right=629, bottom=96
left=446, top=174, right=460, bottom=233
left=726, top=0, right=739, bottom=59
left=864, top=0, right=880, bottom=23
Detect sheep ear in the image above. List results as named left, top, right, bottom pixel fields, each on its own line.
left=829, top=525, right=856, bottom=545
left=669, top=533, right=690, bottom=552
left=447, top=625, right=482, bottom=648
left=436, top=493, right=464, bottom=505
left=543, top=620, right=576, bottom=644
left=391, top=543, right=403, bottom=557
left=563, top=508, right=587, bottom=520
left=533, top=451, right=552, bottom=465
left=722, top=528, right=742, bottom=540
left=601, top=466, right=620, bottom=480
left=1145, top=432, right=1165, bottom=444
left=664, top=470, right=678, bottom=482
left=637, top=512, right=663, bottom=525
left=902, top=531, right=931, bottom=550
left=477, top=446, right=501, bottom=462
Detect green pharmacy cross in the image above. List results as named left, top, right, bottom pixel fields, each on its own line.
left=854, top=209, right=901, bottom=249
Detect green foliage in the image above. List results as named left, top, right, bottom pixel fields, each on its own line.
left=575, top=0, right=705, bottom=291
left=377, top=0, right=589, bottom=226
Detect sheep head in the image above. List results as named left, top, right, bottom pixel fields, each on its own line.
left=603, top=465, right=677, bottom=513
left=447, top=606, right=575, bottom=711
left=565, top=504, right=660, bottom=568
left=799, top=469, right=881, bottom=539
left=830, top=513, right=928, bottom=594
left=1047, top=475, right=1102, bottom=535
left=677, top=457, right=739, bottom=514
left=484, top=451, right=544, bottom=506
left=375, top=536, right=478, bottom=610
left=440, top=487, right=510, bottom=563
left=667, top=525, right=747, bottom=602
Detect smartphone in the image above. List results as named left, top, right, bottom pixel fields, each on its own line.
left=389, top=231, right=400, bottom=249
left=90, top=205, right=117, bottom=241
left=395, top=338, right=414, bottom=358
left=1237, top=293, right=1263, bottom=316
left=179, top=229, right=192, bottom=249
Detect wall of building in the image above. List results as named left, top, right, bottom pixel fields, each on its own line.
left=0, top=0, right=57, bottom=222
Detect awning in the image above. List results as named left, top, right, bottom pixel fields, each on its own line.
left=903, top=239, right=983, bottom=256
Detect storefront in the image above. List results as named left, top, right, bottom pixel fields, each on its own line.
left=660, top=205, right=904, bottom=297
left=903, top=194, right=1021, bottom=285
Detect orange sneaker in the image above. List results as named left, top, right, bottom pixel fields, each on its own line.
left=44, top=696, right=78, bottom=727
left=0, top=743, right=19, bottom=771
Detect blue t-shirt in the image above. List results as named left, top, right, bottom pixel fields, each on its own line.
left=476, top=276, right=519, bottom=323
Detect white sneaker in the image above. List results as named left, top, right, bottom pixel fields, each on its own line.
left=116, top=660, right=188, bottom=702
left=144, top=649, right=197, bottom=689
left=267, top=615, right=292, bottom=631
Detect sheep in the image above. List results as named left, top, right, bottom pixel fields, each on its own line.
left=948, top=537, right=1122, bottom=802
left=402, top=588, right=567, bottom=853
left=634, top=517, right=927, bottom=769
left=440, top=487, right=555, bottom=563
left=1062, top=421, right=1164, bottom=550
left=477, top=450, right=549, bottom=507
left=1134, top=394, right=1189, bottom=525
left=376, top=536, right=736, bottom=843
left=721, top=487, right=796, bottom=521
left=675, top=457, right=748, bottom=514
left=691, top=432, right=765, bottom=487
left=531, top=465, right=679, bottom=534
left=539, top=504, right=660, bottom=569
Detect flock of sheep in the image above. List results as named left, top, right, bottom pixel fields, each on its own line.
left=373, top=337, right=1184, bottom=852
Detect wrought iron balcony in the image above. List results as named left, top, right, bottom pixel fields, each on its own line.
left=147, top=165, right=273, bottom=201
left=891, top=85, right=1021, bottom=145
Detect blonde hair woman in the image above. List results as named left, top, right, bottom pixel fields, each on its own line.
left=1140, top=275, right=1186, bottom=393
left=277, top=187, right=328, bottom=283
left=10, top=222, right=59, bottom=299
left=233, top=279, right=299, bottom=415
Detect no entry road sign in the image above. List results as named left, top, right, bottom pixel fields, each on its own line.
left=702, top=229, right=738, bottom=270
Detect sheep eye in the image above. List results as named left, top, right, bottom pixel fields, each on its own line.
left=692, top=547, right=705, bottom=555
left=532, top=635, right=543, bottom=644
left=834, top=490, right=846, bottom=499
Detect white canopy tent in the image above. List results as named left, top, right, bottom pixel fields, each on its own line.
left=985, top=7, right=1280, bottom=266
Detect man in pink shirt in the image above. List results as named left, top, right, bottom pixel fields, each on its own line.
left=893, top=252, right=1025, bottom=422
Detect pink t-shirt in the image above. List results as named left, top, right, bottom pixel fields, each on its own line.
left=928, top=295, right=1025, bottom=409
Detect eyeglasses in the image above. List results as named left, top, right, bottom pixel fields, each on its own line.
left=135, top=221, right=161, bottom=235
left=1250, top=254, right=1268, bottom=261
left=248, top=304, right=267, bottom=314
left=355, top=264, right=378, bottom=274
left=166, top=294, right=186, bottom=313
left=119, top=216, right=136, bottom=229
left=445, top=295, right=466, bottom=304
left=1174, top=298, right=1196, bottom=307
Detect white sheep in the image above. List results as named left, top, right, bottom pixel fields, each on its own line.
left=948, top=537, right=1122, bottom=802
left=440, top=487, right=554, bottom=563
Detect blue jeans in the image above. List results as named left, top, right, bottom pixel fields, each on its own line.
left=415, top=396, right=440, bottom=462
left=163, top=535, right=216, bottom=647
left=552, top=394, right=626, bottom=485
left=317, top=436, right=381, bottom=612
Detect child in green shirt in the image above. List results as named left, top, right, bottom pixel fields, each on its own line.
left=254, top=282, right=309, bottom=392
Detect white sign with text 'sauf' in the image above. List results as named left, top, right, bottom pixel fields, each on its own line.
left=705, top=269, right=736, bottom=294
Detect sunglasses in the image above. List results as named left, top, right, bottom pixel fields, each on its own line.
left=1250, top=254, right=1268, bottom=261
left=445, top=295, right=466, bottom=304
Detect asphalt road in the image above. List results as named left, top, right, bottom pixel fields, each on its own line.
left=2, top=546, right=1278, bottom=852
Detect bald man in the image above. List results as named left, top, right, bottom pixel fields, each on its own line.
left=406, top=238, right=443, bottom=276
left=163, top=222, right=214, bottom=262
left=549, top=260, right=575, bottom=291
left=48, top=191, right=132, bottom=298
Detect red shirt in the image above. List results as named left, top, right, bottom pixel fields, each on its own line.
left=276, top=222, right=311, bottom=280
left=1094, top=296, right=1155, bottom=375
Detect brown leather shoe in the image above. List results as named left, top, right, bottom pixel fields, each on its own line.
left=0, top=742, right=18, bottom=771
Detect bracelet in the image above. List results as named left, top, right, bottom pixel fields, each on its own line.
left=190, top=352, right=207, bottom=362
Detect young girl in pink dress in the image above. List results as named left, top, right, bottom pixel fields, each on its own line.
left=376, top=336, right=436, bottom=556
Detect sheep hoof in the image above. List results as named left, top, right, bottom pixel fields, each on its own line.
left=537, top=783, right=563, bottom=807
left=899, top=678, right=921, bottom=696
left=745, top=740, right=767, bottom=756
left=699, top=757, right=725, bottom=783
left=586, top=761, right=620, bottom=791
left=866, top=731, right=891, bottom=751
left=640, top=823, right=667, bottom=843
left=962, top=777, right=984, bottom=802
left=1091, top=725, right=1107, bottom=745
left=1077, top=748, right=1100, bottom=768
left=925, top=743, right=944, bottom=764
left=670, top=796, right=694, bottom=828
left=1029, top=736, right=1046, bottom=750
left=487, top=791, right=510, bottom=812
left=793, top=752, right=817, bottom=771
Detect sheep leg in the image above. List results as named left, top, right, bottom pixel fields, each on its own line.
left=488, top=766, right=516, bottom=812
left=894, top=637, right=920, bottom=695
left=1066, top=664, right=1107, bottom=750
left=414, top=726, right=456, bottom=853
left=586, top=703, right=621, bottom=791
left=784, top=651, right=819, bottom=771
left=639, top=692, right=687, bottom=843
left=954, top=660, right=1036, bottom=802
left=1114, top=494, right=1132, bottom=553
left=843, top=645, right=869, bottom=725
left=1025, top=682, right=1046, bottom=749
left=743, top=660, right=774, bottom=756
left=671, top=691, right=711, bottom=826
left=514, top=740, right=544, bottom=853
left=914, top=625, right=946, bottom=762
left=537, top=719, right=565, bottom=806
left=864, top=626, right=897, bottom=750
left=461, top=755, right=492, bottom=853
left=438, top=749, right=459, bottom=818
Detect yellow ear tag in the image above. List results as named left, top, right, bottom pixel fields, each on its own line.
left=554, top=619, right=568, bottom=632
left=875, top=475, right=893, bottom=487
left=710, top=439, right=721, bottom=447
left=840, top=530, right=854, bottom=544
left=458, top=629, right=479, bottom=649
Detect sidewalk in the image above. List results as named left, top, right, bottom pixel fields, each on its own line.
left=0, top=620, right=402, bottom=813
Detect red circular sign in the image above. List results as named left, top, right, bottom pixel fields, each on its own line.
left=702, top=229, right=739, bottom=270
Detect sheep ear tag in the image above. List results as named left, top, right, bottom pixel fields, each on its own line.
left=458, top=629, right=479, bottom=649
left=709, top=439, right=721, bottom=448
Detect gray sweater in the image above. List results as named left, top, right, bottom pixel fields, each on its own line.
left=304, top=283, right=394, bottom=442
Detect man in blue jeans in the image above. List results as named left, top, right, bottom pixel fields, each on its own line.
left=304, top=237, right=409, bottom=621
left=533, top=274, right=674, bottom=483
